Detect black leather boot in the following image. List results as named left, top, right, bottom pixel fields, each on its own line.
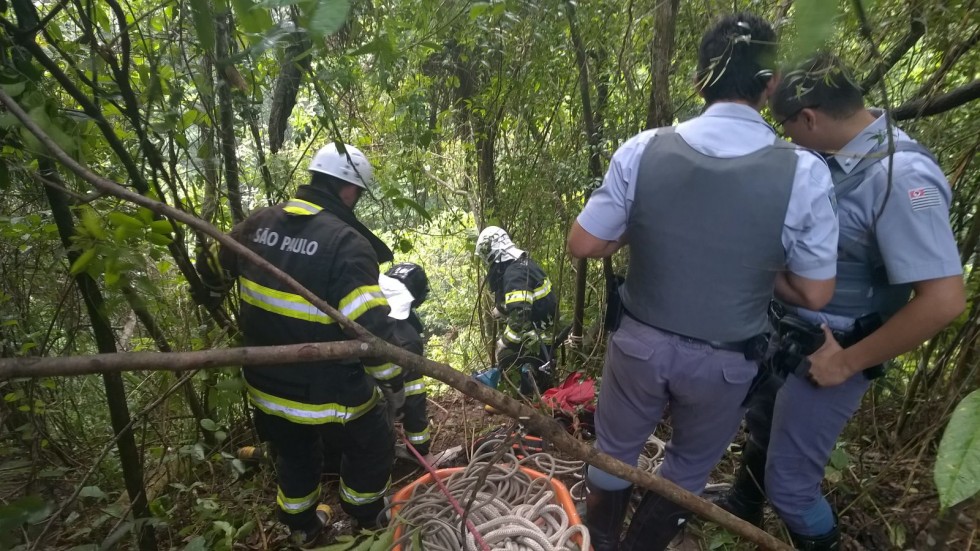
left=620, top=491, right=691, bottom=551
left=790, top=522, right=840, bottom=550
left=585, top=480, right=632, bottom=551
left=712, top=440, right=767, bottom=526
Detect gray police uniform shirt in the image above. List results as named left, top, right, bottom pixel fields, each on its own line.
left=795, top=111, right=962, bottom=331
left=578, top=102, right=839, bottom=281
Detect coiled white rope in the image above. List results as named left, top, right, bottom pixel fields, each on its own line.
left=391, top=436, right=592, bottom=551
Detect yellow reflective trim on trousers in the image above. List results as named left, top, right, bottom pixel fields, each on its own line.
left=247, top=384, right=379, bottom=425
left=338, top=285, right=388, bottom=321
left=404, top=379, right=425, bottom=396
left=240, top=277, right=335, bottom=324
left=365, top=362, right=401, bottom=381
left=282, top=198, right=323, bottom=216
left=505, top=290, right=533, bottom=305
left=340, top=477, right=389, bottom=506
left=504, top=325, right=524, bottom=344
left=277, top=485, right=321, bottom=514
left=406, top=426, right=430, bottom=443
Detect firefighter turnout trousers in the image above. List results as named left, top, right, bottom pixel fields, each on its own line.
left=254, top=403, right=394, bottom=531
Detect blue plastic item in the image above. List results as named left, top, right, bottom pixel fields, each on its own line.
left=474, top=366, right=502, bottom=389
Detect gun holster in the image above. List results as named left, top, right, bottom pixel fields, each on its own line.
left=769, top=303, right=887, bottom=381
left=604, top=274, right=626, bottom=333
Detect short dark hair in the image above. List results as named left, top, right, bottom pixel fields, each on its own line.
left=696, top=12, right=777, bottom=104
left=770, top=52, right=865, bottom=120
left=310, top=171, right=357, bottom=196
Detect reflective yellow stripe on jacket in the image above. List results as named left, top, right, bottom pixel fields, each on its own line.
left=239, top=278, right=388, bottom=325
left=247, top=383, right=380, bottom=425
left=283, top=198, right=323, bottom=216
left=504, top=278, right=552, bottom=305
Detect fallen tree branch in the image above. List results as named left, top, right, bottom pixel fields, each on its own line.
left=893, top=79, right=980, bottom=120
left=0, top=88, right=792, bottom=550
left=0, top=341, right=369, bottom=380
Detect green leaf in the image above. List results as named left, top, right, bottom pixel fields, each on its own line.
left=231, top=0, right=274, bottom=36
left=0, top=81, right=25, bottom=97
left=469, top=2, right=491, bottom=19
left=69, top=248, right=97, bottom=276
left=200, top=418, right=218, bottom=431
left=184, top=536, right=208, bottom=551
left=788, top=0, right=840, bottom=60
left=350, top=34, right=396, bottom=64
left=149, top=219, right=175, bottom=235
left=146, top=232, right=173, bottom=246
left=0, top=495, right=51, bottom=532
left=303, top=0, right=351, bottom=39
left=79, top=486, right=107, bottom=500
left=107, top=211, right=145, bottom=230
left=829, top=448, right=849, bottom=471
left=392, top=197, right=431, bottom=221
left=189, top=0, right=216, bottom=52
left=935, top=388, right=980, bottom=510
left=79, top=206, right=107, bottom=240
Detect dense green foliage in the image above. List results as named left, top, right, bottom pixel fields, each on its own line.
left=0, top=0, right=977, bottom=548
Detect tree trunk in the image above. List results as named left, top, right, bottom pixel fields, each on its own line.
left=644, top=0, right=680, bottom=129
left=214, top=10, right=246, bottom=223
left=40, top=164, right=156, bottom=551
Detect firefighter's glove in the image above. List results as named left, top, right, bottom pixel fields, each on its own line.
left=381, top=385, right=406, bottom=420
left=491, top=307, right=505, bottom=320
left=495, top=338, right=511, bottom=358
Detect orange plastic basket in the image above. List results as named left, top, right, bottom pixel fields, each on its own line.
left=389, top=466, right=586, bottom=550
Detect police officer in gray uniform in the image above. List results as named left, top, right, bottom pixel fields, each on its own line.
left=714, top=53, right=965, bottom=550
left=567, top=13, right=839, bottom=551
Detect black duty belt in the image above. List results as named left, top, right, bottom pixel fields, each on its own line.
left=623, top=309, right=766, bottom=360
left=769, top=303, right=885, bottom=380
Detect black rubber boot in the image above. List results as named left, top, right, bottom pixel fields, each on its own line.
left=585, top=480, right=632, bottom=551
left=712, top=440, right=767, bottom=526
left=790, top=523, right=841, bottom=551
left=620, top=491, right=691, bottom=551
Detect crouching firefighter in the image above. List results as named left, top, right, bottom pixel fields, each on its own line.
left=475, top=226, right=559, bottom=397
left=714, top=53, right=965, bottom=550
left=379, top=262, right=441, bottom=464
left=197, top=142, right=403, bottom=546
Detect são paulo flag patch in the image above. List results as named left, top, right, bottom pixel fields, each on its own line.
left=908, top=187, right=941, bottom=211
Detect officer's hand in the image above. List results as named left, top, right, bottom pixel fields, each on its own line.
left=491, top=307, right=505, bottom=320
left=804, top=325, right=851, bottom=388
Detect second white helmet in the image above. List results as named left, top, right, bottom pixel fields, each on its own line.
left=476, top=226, right=525, bottom=264
left=308, top=143, right=375, bottom=189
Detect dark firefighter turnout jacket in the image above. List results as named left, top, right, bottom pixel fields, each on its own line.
left=489, top=256, right=558, bottom=347
left=198, top=185, right=402, bottom=424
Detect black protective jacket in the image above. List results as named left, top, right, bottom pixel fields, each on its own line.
left=488, top=255, right=558, bottom=346
left=198, top=185, right=402, bottom=424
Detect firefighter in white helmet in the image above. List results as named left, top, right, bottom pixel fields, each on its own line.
left=198, top=142, right=400, bottom=546
left=475, top=226, right=559, bottom=396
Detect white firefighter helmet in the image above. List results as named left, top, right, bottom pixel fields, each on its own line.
left=475, top=226, right=525, bottom=264
left=308, top=142, right=375, bottom=189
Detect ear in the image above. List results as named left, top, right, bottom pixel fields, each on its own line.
left=800, top=108, right=820, bottom=131
left=764, top=72, right=781, bottom=97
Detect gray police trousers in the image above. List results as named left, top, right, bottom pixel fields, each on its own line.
left=590, top=315, right=758, bottom=493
